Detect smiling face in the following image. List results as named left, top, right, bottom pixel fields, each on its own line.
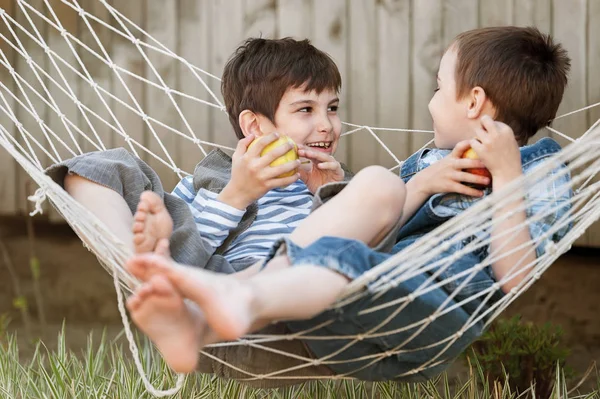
left=261, top=85, right=342, bottom=154
left=428, top=46, right=475, bottom=149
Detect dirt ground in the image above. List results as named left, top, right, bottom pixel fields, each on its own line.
left=2, top=215, right=600, bottom=389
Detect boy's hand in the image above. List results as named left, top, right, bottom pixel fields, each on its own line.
left=411, top=140, right=491, bottom=198
left=470, top=115, right=522, bottom=185
left=297, top=145, right=345, bottom=194
left=218, top=133, right=301, bottom=210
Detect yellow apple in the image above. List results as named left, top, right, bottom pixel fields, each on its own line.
left=247, top=135, right=299, bottom=178
left=461, top=147, right=492, bottom=182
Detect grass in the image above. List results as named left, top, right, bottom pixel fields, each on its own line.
left=0, top=327, right=599, bottom=398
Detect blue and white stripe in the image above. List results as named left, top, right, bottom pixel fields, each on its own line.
left=172, top=176, right=313, bottom=262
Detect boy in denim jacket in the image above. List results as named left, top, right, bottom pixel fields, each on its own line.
left=124, top=27, right=573, bottom=380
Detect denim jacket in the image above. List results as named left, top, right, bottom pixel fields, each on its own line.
left=394, top=137, right=572, bottom=299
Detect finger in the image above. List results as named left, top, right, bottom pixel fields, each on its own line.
left=263, top=159, right=301, bottom=179
left=259, top=142, right=297, bottom=166
left=470, top=137, right=485, bottom=153
left=480, top=115, right=496, bottom=134
left=451, top=140, right=473, bottom=157
left=298, top=148, right=335, bottom=162
left=451, top=182, right=485, bottom=197
left=455, top=171, right=490, bottom=186
left=246, top=132, right=280, bottom=157
left=236, top=134, right=255, bottom=153
left=267, top=173, right=301, bottom=189
left=474, top=127, right=491, bottom=145
left=455, top=158, right=486, bottom=170
left=316, top=161, right=341, bottom=170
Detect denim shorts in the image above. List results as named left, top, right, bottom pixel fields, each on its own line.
left=265, top=236, right=498, bottom=382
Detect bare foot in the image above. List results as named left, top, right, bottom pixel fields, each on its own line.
left=132, top=192, right=173, bottom=254
left=127, top=274, right=208, bottom=373
left=126, top=254, right=256, bottom=341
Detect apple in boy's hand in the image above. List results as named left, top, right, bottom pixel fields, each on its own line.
left=461, top=147, right=492, bottom=181
left=248, top=135, right=299, bottom=177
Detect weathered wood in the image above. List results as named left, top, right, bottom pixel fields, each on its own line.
left=210, top=0, right=244, bottom=152
left=312, top=0, right=349, bottom=166
left=177, top=0, right=213, bottom=174
left=376, top=0, right=410, bottom=168
left=277, top=0, right=312, bottom=38
left=0, top=0, right=17, bottom=215
left=14, top=0, right=49, bottom=215
left=584, top=0, right=600, bottom=247
left=78, top=0, right=113, bottom=153
left=442, top=0, right=478, bottom=48
left=348, top=0, right=377, bottom=171
left=411, top=0, right=442, bottom=153
left=144, top=0, right=179, bottom=190
left=109, top=0, right=145, bottom=161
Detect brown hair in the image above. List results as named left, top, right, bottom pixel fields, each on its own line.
left=222, top=38, right=342, bottom=139
left=453, top=26, right=570, bottom=145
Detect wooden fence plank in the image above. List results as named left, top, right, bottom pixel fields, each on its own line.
left=244, top=0, right=277, bottom=39
left=211, top=0, right=244, bottom=152
left=145, top=0, right=179, bottom=190
left=0, top=0, right=17, bottom=215
left=585, top=0, right=600, bottom=247
left=348, top=0, right=377, bottom=171
left=177, top=0, right=213, bottom=174
left=277, top=0, right=312, bottom=38
left=411, top=0, right=442, bottom=152
left=45, top=0, right=80, bottom=221
left=109, top=1, right=145, bottom=162
left=312, top=0, right=349, bottom=166
left=78, top=0, right=113, bottom=154
left=442, top=0, right=478, bottom=48
left=14, top=0, right=49, bottom=214
left=376, top=0, right=410, bottom=168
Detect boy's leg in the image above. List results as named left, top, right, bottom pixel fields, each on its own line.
left=64, top=174, right=135, bottom=251
left=291, top=165, right=405, bottom=248
left=126, top=253, right=348, bottom=345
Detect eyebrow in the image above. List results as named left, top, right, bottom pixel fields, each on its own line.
left=289, top=97, right=340, bottom=106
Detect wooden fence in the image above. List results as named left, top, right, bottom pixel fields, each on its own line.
left=0, top=0, right=598, bottom=246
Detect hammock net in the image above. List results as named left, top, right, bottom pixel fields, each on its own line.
left=0, top=0, right=599, bottom=395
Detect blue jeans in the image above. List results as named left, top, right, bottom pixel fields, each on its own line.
left=269, top=235, right=502, bottom=381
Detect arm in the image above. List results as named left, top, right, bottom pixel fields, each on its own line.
left=173, top=176, right=245, bottom=253
left=399, top=141, right=491, bottom=226
left=486, top=171, right=536, bottom=294
left=471, top=116, right=535, bottom=294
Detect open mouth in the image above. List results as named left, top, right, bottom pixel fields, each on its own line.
left=306, top=141, right=332, bottom=150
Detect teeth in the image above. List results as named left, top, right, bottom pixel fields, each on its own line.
left=307, top=142, right=330, bottom=148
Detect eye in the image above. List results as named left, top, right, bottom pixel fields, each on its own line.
left=298, top=107, right=312, bottom=113
left=434, top=87, right=440, bottom=93
left=328, top=105, right=339, bottom=112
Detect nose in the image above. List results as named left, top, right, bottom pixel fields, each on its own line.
left=317, top=111, right=333, bottom=134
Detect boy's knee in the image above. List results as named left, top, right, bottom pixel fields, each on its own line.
left=352, top=165, right=405, bottom=215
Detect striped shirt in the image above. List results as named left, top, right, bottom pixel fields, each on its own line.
left=172, top=177, right=313, bottom=263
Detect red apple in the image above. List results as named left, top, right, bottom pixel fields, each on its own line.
left=461, top=147, right=492, bottom=181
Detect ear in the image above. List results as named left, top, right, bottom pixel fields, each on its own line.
left=466, top=86, right=489, bottom=119
left=238, top=110, right=263, bottom=138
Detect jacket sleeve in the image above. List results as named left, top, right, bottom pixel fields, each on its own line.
left=172, top=176, right=245, bottom=254
left=525, top=161, right=573, bottom=258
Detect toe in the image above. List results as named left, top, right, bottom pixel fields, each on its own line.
left=133, top=211, right=147, bottom=223
left=155, top=238, right=171, bottom=257
left=132, top=221, right=145, bottom=234
left=126, top=294, right=141, bottom=311
left=145, top=192, right=165, bottom=213
left=149, top=274, right=176, bottom=297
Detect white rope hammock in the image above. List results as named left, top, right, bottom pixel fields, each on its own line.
left=1, top=0, right=599, bottom=396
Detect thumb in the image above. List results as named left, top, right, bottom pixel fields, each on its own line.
left=451, top=140, right=472, bottom=157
